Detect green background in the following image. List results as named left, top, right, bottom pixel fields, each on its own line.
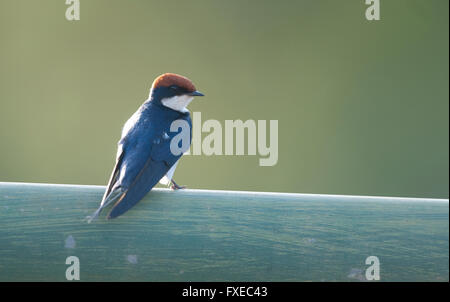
left=0, top=0, right=448, bottom=198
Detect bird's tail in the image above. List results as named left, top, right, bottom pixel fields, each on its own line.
left=86, top=206, right=103, bottom=223
left=86, top=189, right=123, bottom=223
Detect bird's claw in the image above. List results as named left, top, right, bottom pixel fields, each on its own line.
left=171, top=184, right=186, bottom=190
left=170, top=180, right=186, bottom=190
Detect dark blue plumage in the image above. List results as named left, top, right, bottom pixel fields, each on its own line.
left=88, top=73, right=203, bottom=222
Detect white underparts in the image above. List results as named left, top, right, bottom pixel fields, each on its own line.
left=161, top=95, right=193, bottom=113
left=160, top=160, right=179, bottom=185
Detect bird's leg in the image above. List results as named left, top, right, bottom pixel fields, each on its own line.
left=170, top=179, right=186, bottom=190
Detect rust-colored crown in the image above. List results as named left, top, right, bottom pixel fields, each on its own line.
left=151, top=73, right=196, bottom=92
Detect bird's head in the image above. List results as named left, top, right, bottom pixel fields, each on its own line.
left=149, top=73, right=204, bottom=113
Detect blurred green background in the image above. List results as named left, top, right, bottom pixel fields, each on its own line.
left=0, top=0, right=448, bottom=198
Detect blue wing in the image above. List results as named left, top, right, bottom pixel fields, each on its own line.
left=105, top=114, right=191, bottom=219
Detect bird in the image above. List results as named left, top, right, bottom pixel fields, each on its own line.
left=87, top=73, right=204, bottom=222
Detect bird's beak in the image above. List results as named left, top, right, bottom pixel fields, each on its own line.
left=188, top=90, right=205, bottom=97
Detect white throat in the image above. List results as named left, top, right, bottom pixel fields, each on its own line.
left=161, top=95, right=193, bottom=113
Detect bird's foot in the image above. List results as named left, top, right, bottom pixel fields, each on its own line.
left=170, top=180, right=186, bottom=190
left=171, top=184, right=186, bottom=190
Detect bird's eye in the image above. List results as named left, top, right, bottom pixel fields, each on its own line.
left=169, top=85, right=178, bottom=90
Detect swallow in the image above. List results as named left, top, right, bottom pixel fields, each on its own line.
left=87, top=73, right=204, bottom=222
